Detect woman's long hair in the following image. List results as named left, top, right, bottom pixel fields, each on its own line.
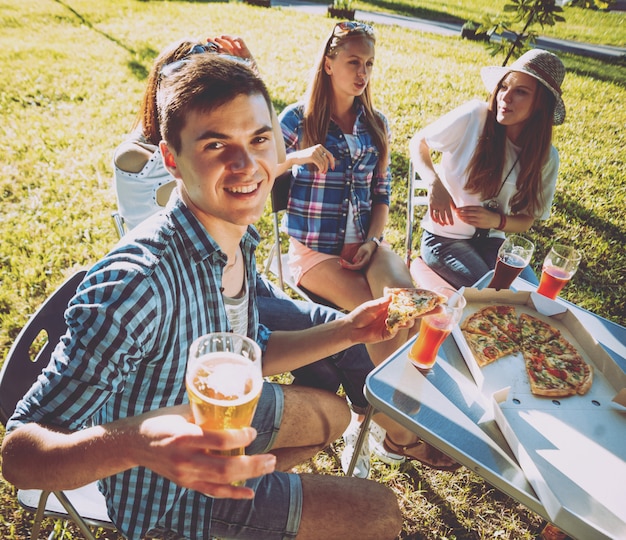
left=464, top=75, right=556, bottom=216
left=301, top=29, right=389, bottom=176
left=133, top=39, right=197, bottom=144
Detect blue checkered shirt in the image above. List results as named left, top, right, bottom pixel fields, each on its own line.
left=279, top=102, right=391, bottom=255
left=7, top=195, right=271, bottom=539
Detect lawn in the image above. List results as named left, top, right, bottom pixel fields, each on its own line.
left=0, top=0, right=624, bottom=538
left=356, top=0, right=626, bottom=47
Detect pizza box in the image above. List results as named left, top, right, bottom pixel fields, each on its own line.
left=452, top=288, right=626, bottom=539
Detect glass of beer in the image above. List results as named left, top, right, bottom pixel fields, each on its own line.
left=536, top=244, right=581, bottom=299
left=408, top=287, right=466, bottom=371
left=186, top=332, right=263, bottom=460
left=487, top=234, right=535, bottom=290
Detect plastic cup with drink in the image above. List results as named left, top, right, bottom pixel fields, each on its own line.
left=487, top=234, right=535, bottom=290
left=536, top=244, right=581, bottom=300
left=186, top=332, right=263, bottom=465
left=408, top=287, right=467, bottom=371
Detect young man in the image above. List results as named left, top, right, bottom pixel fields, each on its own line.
left=2, top=54, right=403, bottom=539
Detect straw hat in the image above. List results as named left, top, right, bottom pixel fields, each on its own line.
left=480, top=49, right=566, bottom=125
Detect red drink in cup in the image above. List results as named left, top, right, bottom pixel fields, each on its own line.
left=536, top=244, right=581, bottom=300
left=408, top=287, right=466, bottom=370
left=409, top=315, right=454, bottom=369
left=537, top=266, right=570, bottom=299
left=489, top=253, right=527, bottom=290
left=487, top=235, right=535, bottom=290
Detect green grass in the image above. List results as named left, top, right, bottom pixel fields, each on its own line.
left=0, top=0, right=624, bottom=538
left=356, top=0, right=626, bottom=47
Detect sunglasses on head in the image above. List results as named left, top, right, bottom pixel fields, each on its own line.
left=159, top=42, right=222, bottom=79
left=326, top=21, right=375, bottom=54
left=333, top=21, right=374, bottom=36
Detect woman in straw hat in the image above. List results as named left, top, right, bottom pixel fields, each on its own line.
left=409, top=49, right=566, bottom=288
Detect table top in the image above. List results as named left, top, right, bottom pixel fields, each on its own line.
left=365, top=275, right=626, bottom=540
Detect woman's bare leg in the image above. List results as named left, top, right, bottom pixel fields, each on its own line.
left=298, top=258, right=373, bottom=311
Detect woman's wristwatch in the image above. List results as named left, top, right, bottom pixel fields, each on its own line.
left=367, top=236, right=383, bottom=248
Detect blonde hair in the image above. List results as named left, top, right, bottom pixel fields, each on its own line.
left=301, top=27, right=389, bottom=175
left=464, top=74, right=555, bottom=216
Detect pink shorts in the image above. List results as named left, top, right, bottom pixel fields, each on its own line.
left=288, top=238, right=361, bottom=285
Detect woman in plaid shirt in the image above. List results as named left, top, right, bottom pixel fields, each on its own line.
left=277, top=21, right=416, bottom=368
left=278, top=22, right=459, bottom=476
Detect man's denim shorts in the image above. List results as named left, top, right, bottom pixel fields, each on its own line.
left=210, top=382, right=302, bottom=539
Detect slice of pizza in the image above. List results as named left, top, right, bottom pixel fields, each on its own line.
left=384, top=287, right=447, bottom=332
left=519, top=313, right=561, bottom=346
left=462, top=330, right=518, bottom=367
left=484, top=305, right=521, bottom=344
left=537, top=338, right=593, bottom=395
left=460, top=307, right=496, bottom=336
left=522, top=348, right=579, bottom=397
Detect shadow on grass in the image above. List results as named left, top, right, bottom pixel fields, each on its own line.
left=54, top=0, right=158, bottom=80
left=564, top=54, right=626, bottom=87
left=398, top=464, right=481, bottom=539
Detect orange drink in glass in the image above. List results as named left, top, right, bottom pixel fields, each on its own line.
left=537, top=244, right=581, bottom=300
left=408, top=287, right=466, bottom=370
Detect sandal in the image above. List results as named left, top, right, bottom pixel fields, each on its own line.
left=383, top=434, right=462, bottom=472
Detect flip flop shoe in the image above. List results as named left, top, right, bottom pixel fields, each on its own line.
left=382, top=434, right=462, bottom=472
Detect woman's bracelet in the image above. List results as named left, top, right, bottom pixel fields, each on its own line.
left=366, top=236, right=382, bottom=248
left=497, top=214, right=507, bottom=231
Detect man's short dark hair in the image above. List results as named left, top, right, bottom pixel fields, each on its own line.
left=157, top=54, right=273, bottom=153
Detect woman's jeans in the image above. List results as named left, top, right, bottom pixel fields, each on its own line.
left=420, top=230, right=538, bottom=289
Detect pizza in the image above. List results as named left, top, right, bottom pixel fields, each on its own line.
left=384, top=287, right=447, bottom=332
left=461, top=307, right=518, bottom=366
left=463, top=330, right=518, bottom=367
left=518, top=314, right=593, bottom=397
left=484, top=305, right=522, bottom=344
left=460, top=306, right=593, bottom=397
left=461, top=307, right=496, bottom=336
left=519, top=312, right=561, bottom=345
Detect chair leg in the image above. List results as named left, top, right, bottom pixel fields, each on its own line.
left=346, top=404, right=375, bottom=476
left=54, top=491, right=98, bottom=540
left=31, top=490, right=51, bottom=540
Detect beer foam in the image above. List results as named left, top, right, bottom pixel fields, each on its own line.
left=202, top=363, right=248, bottom=399
left=190, top=352, right=262, bottom=405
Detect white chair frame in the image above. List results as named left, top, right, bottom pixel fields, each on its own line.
left=262, top=172, right=326, bottom=304
left=404, top=159, right=430, bottom=267
left=0, top=270, right=117, bottom=540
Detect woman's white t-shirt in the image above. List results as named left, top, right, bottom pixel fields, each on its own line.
left=420, top=100, right=559, bottom=240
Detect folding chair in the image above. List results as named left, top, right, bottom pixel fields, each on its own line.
left=404, top=160, right=454, bottom=290
left=263, top=172, right=333, bottom=305
left=0, top=270, right=118, bottom=540
left=404, top=159, right=430, bottom=267
left=111, top=211, right=127, bottom=239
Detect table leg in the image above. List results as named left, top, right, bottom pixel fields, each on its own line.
left=345, top=404, right=375, bottom=477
